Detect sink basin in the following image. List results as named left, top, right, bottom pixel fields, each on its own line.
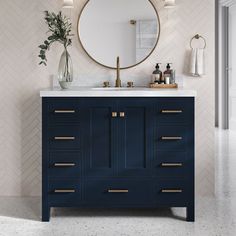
left=92, top=87, right=135, bottom=91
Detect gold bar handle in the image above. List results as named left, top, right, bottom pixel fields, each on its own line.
left=54, top=110, right=76, bottom=113
left=54, top=189, right=76, bottom=193
left=54, top=137, right=75, bottom=140
left=161, top=110, right=183, bottom=114
left=161, top=163, right=183, bottom=167
left=119, top=112, right=125, bottom=118
left=54, top=163, right=76, bottom=167
left=108, top=189, right=129, bottom=193
left=112, top=112, right=118, bottom=118
left=161, top=136, right=182, bottom=140
left=161, top=189, right=183, bottom=193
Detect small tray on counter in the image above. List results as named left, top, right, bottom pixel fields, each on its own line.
left=149, top=83, right=178, bottom=89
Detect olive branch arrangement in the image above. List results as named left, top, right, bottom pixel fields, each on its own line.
left=38, top=11, right=73, bottom=66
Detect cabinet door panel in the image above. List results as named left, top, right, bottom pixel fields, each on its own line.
left=118, top=99, right=153, bottom=176
left=81, top=99, right=117, bottom=177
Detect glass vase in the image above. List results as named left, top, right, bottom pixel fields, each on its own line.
left=58, top=48, right=73, bottom=89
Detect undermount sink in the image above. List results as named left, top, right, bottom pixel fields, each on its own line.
left=92, top=87, right=136, bottom=91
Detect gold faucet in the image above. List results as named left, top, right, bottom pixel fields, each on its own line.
left=115, top=56, right=122, bottom=87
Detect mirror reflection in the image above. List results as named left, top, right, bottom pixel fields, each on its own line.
left=78, top=0, right=160, bottom=69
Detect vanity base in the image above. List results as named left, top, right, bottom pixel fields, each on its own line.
left=187, top=205, right=195, bottom=222
left=42, top=206, right=194, bottom=222
left=42, top=97, right=195, bottom=223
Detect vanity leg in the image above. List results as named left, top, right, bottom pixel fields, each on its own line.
left=186, top=205, right=195, bottom=222
left=42, top=206, right=50, bottom=222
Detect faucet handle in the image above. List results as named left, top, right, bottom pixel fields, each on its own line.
left=127, top=82, right=134, bottom=88
left=103, top=81, right=110, bottom=87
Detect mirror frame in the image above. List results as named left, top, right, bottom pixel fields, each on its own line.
left=77, top=0, right=161, bottom=70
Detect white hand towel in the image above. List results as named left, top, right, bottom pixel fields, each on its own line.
left=189, top=49, right=197, bottom=75
left=196, top=48, right=205, bottom=76
left=189, top=48, right=205, bottom=77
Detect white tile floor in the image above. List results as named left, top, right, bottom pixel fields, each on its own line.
left=0, top=128, right=236, bottom=236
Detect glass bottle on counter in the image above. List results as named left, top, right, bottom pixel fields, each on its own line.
left=152, top=63, right=162, bottom=84
left=163, top=63, right=172, bottom=84
left=164, top=63, right=176, bottom=84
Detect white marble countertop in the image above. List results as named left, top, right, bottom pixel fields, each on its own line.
left=40, top=87, right=197, bottom=97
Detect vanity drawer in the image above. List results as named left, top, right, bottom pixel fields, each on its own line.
left=85, top=179, right=153, bottom=206
left=49, top=125, right=80, bottom=150
left=47, top=98, right=80, bottom=123
left=154, top=179, right=190, bottom=206
left=153, top=151, right=188, bottom=177
left=157, top=98, right=194, bottom=124
left=48, top=178, right=81, bottom=206
left=156, top=125, right=189, bottom=151
left=49, top=151, right=80, bottom=177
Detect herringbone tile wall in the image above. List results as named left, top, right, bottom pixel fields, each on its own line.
left=0, top=0, right=215, bottom=196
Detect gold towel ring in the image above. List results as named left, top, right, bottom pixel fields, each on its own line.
left=190, top=34, right=206, bottom=49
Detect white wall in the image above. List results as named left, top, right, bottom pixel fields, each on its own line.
left=0, top=0, right=215, bottom=196
left=229, top=5, right=236, bottom=129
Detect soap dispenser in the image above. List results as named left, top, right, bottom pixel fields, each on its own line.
left=164, top=63, right=172, bottom=84
left=152, top=63, right=162, bottom=84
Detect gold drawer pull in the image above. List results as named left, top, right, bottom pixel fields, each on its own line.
left=112, top=112, right=118, bottom=118
left=108, top=189, right=129, bottom=193
left=161, top=163, right=183, bottom=167
left=161, top=110, right=183, bottom=114
left=54, top=110, right=76, bottom=113
left=161, top=189, right=183, bottom=193
left=119, top=112, right=125, bottom=118
left=54, top=137, right=75, bottom=140
left=161, top=136, right=182, bottom=140
left=54, top=189, right=76, bottom=193
left=54, top=163, right=76, bottom=167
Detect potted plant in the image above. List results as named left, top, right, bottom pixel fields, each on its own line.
left=38, top=11, right=73, bottom=89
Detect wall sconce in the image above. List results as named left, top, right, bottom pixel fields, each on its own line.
left=164, top=0, right=176, bottom=8
left=63, top=0, right=74, bottom=8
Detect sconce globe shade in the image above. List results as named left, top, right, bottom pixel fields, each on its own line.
left=164, top=0, right=176, bottom=8
left=63, top=0, right=74, bottom=8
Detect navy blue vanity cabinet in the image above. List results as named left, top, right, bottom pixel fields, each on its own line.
left=117, top=99, right=154, bottom=177
left=80, top=99, right=117, bottom=177
left=154, top=98, right=195, bottom=222
left=42, top=97, right=195, bottom=222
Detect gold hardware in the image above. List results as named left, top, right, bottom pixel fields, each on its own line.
left=112, top=112, right=118, bottom=118
left=103, top=81, right=110, bottom=87
left=161, top=189, right=183, bottom=193
left=108, top=189, right=129, bottom=193
left=115, top=56, right=122, bottom=87
left=161, top=110, right=183, bottom=114
left=54, top=189, right=76, bottom=193
left=161, top=163, right=183, bottom=167
left=119, top=112, right=125, bottom=118
left=54, top=110, right=76, bottom=113
left=161, top=136, right=182, bottom=140
left=130, top=20, right=136, bottom=25
left=54, top=137, right=75, bottom=140
left=127, top=82, right=134, bottom=88
left=54, top=163, right=76, bottom=167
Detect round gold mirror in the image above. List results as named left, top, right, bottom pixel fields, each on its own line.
left=78, top=0, right=160, bottom=69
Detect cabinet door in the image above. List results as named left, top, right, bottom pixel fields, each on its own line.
left=81, top=99, right=117, bottom=177
left=117, top=99, right=154, bottom=176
